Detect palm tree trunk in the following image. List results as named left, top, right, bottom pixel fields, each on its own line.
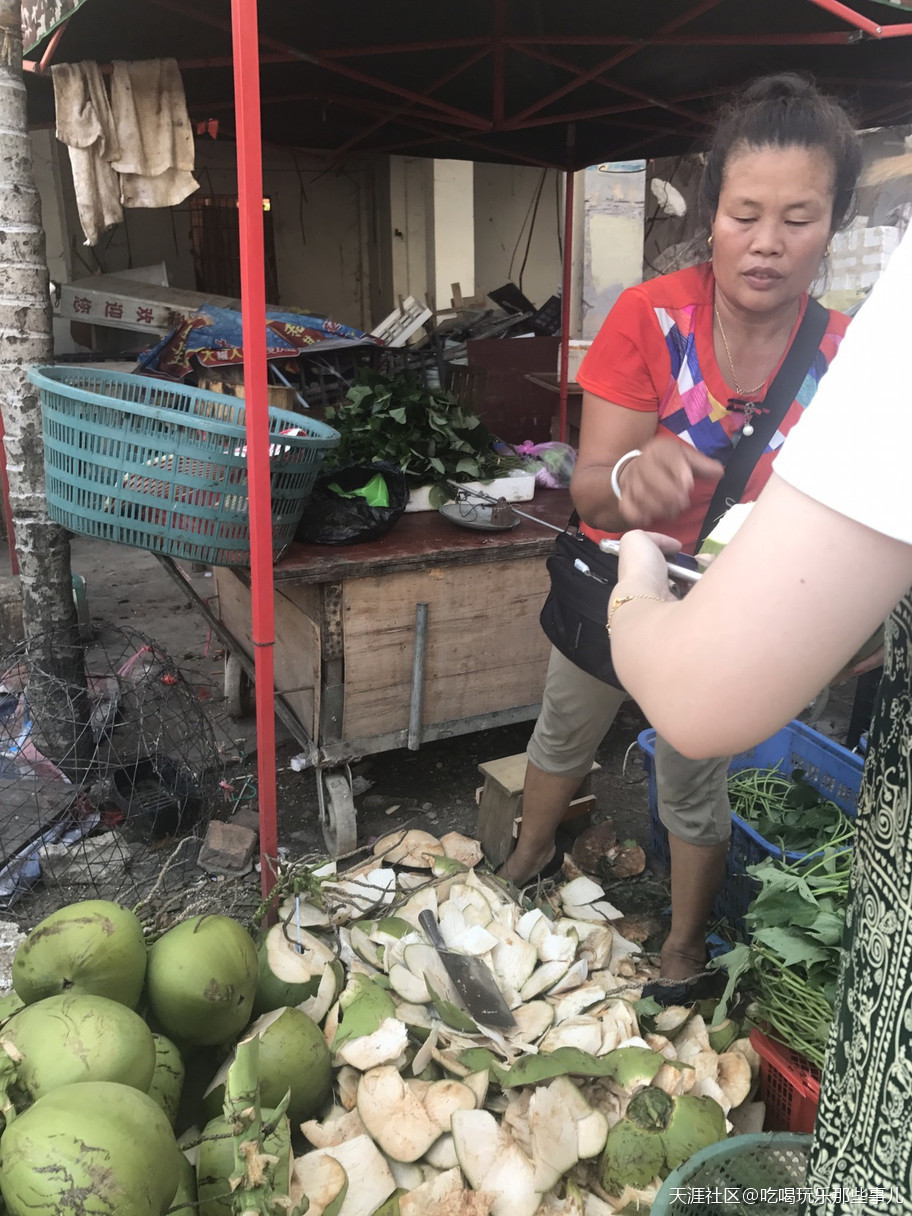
left=0, top=0, right=90, bottom=775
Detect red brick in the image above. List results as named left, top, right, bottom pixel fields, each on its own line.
left=198, top=819, right=258, bottom=874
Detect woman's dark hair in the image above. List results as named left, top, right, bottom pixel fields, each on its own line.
left=700, top=73, right=862, bottom=233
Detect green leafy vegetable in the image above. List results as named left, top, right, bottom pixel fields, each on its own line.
left=728, top=767, right=854, bottom=856
left=325, top=368, right=519, bottom=504
left=711, top=844, right=854, bottom=1065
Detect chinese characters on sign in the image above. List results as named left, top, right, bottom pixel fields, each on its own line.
left=56, top=290, right=177, bottom=332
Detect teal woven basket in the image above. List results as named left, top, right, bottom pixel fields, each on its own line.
left=31, top=365, right=340, bottom=567
left=653, top=1133, right=812, bottom=1216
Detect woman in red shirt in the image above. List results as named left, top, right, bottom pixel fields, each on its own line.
left=501, top=73, right=875, bottom=987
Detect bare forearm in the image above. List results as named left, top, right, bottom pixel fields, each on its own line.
left=570, top=463, right=626, bottom=532
left=610, top=478, right=912, bottom=758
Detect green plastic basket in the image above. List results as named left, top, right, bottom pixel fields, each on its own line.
left=653, top=1134, right=812, bottom=1216
left=31, top=365, right=340, bottom=567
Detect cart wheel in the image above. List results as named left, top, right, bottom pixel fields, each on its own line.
left=321, top=769, right=357, bottom=858
left=224, top=653, right=253, bottom=718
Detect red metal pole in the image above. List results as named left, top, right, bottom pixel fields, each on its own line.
left=230, top=0, right=279, bottom=900
left=805, top=0, right=912, bottom=36
left=558, top=165, right=575, bottom=445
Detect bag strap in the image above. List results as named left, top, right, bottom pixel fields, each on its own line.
left=695, top=297, right=829, bottom=547
left=564, top=297, right=829, bottom=546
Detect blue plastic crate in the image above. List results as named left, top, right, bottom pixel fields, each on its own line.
left=638, top=719, right=864, bottom=936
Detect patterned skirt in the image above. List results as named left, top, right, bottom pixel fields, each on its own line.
left=807, top=591, right=912, bottom=1214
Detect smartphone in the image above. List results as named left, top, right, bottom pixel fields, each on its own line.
left=598, top=537, right=702, bottom=585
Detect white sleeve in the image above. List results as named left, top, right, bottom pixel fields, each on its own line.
left=773, top=223, right=912, bottom=545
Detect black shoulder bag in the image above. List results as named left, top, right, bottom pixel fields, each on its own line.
left=539, top=299, right=829, bottom=686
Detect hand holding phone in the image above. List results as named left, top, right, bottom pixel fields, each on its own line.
left=598, top=537, right=702, bottom=584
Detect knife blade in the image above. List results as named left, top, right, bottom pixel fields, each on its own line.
left=418, top=908, right=516, bottom=1029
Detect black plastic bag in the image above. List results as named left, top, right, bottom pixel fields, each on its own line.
left=295, top=462, right=410, bottom=545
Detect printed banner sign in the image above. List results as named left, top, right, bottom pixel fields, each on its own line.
left=22, top=0, right=90, bottom=55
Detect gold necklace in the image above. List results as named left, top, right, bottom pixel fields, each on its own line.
left=714, top=306, right=768, bottom=396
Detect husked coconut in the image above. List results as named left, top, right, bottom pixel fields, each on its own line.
left=439, top=833, right=484, bottom=868
left=716, top=1050, right=753, bottom=1109
left=301, top=1106, right=368, bottom=1148
left=508, top=1000, right=555, bottom=1043
left=729, top=1035, right=761, bottom=1079
left=423, top=1079, right=477, bottom=1133
left=321, top=1134, right=396, bottom=1216
left=254, top=921, right=339, bottom=1015
left=290, top=1150, right=348, bottom=1216
left=672, top=1014, right=712, bottom=1064
left=373, top=829, right=444, bottom=868
left=336, top=1017, right=409, bottom=1071
left=336, top=1066, right=361, bottom=1111
left=399, top=1166, right=491, bottom=1216
left=422, top=1133, right=459, bottom=1171
left=451, top=1109, right=540, bottom=1216
left=356, top=1066, right=440, bottom=1162
left=539, top=1016, right=603, bottom=1056
left=528, top=1082, right=579, bottom=1192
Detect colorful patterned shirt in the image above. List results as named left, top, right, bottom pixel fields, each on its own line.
left=575, top=262, right=850, bottom=552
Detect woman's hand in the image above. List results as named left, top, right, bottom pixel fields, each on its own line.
left=616, top=530, right=684, bottom=596
left=615, top=440, right=724, bottom=529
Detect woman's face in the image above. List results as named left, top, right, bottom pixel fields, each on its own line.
left=711, top=143, right=836, bottom=315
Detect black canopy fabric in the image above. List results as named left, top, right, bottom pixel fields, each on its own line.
left=23, top=0, right=912, bottom=169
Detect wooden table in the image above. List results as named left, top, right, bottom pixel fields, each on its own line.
left=173, top=490, right=572, bottom=854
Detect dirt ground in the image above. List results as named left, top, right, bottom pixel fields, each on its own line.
left=0, top=533, right=862, bottom=944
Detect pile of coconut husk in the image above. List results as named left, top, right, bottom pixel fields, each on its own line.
left=0, top=828, right=763, bottom=1216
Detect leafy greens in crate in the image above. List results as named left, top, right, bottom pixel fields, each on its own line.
left=714, top=843, right=853, bottom=1067
left=728, top=767, right=854, bottom=856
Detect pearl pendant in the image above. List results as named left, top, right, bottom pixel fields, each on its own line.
left=743, top=423, right=754, bottom=437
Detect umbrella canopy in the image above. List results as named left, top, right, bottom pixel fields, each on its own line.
left=23, top=0, right=912, bottom=169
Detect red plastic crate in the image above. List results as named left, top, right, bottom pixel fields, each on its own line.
left=751, top=1027, right=821, bottom=1134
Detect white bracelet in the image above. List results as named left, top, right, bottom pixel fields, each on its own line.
left=610, top=449, right=641, bottom=501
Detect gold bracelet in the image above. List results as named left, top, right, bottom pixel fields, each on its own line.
left=607, top=592, right=668, bottom=635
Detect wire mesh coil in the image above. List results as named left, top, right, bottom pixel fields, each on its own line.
left=31, top=365, right=340, bottom=567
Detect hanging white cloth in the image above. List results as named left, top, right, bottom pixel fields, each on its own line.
left=109, top=58, right=199, bottom=209
left=51, top=61, right=123, bottom=246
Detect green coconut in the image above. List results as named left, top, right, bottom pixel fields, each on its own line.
left=2, top=992, right=157, bottom=1102
left=145, top=915, right=259, bottom=1048
left=196, top=1109, right=290, bottom=1216
left=203, top=1006, right=332, bottom=1124
left=0, top=1080, right=183, bottom=1216
left=169, top=1153, right=198, bottom=1216
left=12, top=899, right=147, bottom=1009
left=253, top=921, right=341, bottom=1016
left=147, top=1034, right=185, bottom=1126
left=598, top=1086, right=726, bottom=1196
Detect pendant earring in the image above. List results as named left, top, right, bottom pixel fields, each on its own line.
left=707, top=232, right=714, bottom=249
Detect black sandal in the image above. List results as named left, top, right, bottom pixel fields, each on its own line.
left=519, top=848, right=565, bottom=888
left=640, top=966, right=726, bottom=1007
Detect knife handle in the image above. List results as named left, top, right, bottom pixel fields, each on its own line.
left=418, top=908, right=446, bottom=949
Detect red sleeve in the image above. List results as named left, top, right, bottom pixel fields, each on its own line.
left=575, top=285, right=671, bottom=412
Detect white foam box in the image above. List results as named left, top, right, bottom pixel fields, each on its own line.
left=405, top=469, right=536, bottom=513
left=558, top=340, right=593, bottom=384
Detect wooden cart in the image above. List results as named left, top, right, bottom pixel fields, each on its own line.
left=161, top=490, right=573, bottom=855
